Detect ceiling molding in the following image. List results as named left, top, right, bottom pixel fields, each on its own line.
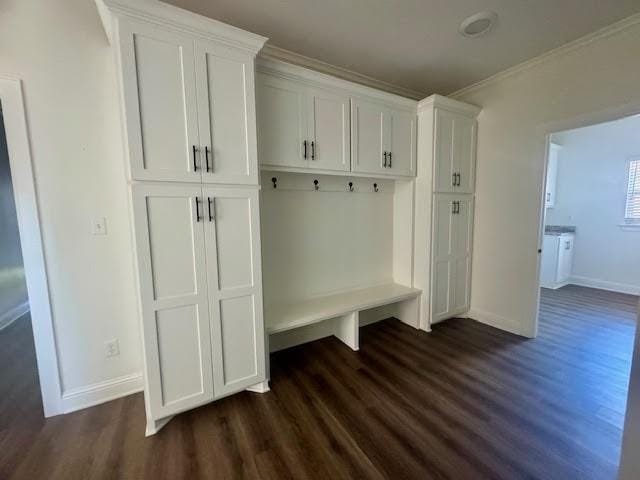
left=450, top=11, right=640, bottom=99
left=259, top=44, right=428, bottom=101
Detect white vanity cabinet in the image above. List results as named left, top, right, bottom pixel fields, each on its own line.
left=545, top=143, right=561, bottom=208
left=541, top=233, right=575, bottom=289
left=117, top=18, right=260, bottom=185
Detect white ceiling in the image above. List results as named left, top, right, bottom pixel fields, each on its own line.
left=165, top=0, right=640, bottom=97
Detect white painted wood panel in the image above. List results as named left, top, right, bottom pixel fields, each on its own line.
left=433, top=109, right=456, bottom=193
left=351, top=97, right=385, bottom=175
left=195, top=41, right=258, bottom=184
left=453, top=116, right=476, bottom=194
left=118, top=19, right=201, bottom=182
left=256, top=73, right=307, bottom=168
left=431, top=195, right=455, bottom=322
left=388, top=108, right=416, bottom=177
left=307, top=87, right=350, bottom=171
left=203, top=187, right=266, bottom=397
left=132, top=183, right=214, bottom=420
left=451, top=196, right=473, bottom=313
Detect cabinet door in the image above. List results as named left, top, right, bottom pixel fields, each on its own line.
left=195, top=41, right=258, bottom=184
left=387, top=108, right=416, bottom=177
left=431, top=195, right=455, bottom=323
left=132, top=184, right=214, bottom=421
left=433, top=109, right=456, bottom=193
left=256, top=73, right=307, bottom=168
left=351, top=97, right=386, bottom=175
left=545, top=144, right=560, bottom=208
left=451, top=197, right=473, bottom=313
left=118, top=20, right=201, bottom=182
left=203, top=187, right=266, bottom=397
left=557, top=235, right=574, bottom=284
left=307, top=87, right=350, bottom=171
left=453, top=116, right=476, bottom=194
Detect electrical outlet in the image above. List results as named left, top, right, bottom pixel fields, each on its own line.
left=92, top=217, right=107, bottom=235
left=104, top=339, right=120, bottom=358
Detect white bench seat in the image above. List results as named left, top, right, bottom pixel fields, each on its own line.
left=265, top=283, right=422, bottom=351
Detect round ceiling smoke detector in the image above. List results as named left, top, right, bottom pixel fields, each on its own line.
left=459, top=11, right=498, bottom=38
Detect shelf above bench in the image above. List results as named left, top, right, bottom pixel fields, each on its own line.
left=266, top=284, right=422, bottom=351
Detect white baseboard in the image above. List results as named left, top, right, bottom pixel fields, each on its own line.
left=465, top=309, right=533, bottom=338
left=61, top=372, right=143, bottom=414
left=0, top=301, right=29, bottom=331
left=569, top=276, right=640, bottom=296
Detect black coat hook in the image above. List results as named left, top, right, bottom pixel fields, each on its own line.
left=271, top=177, right=277, bottom=189
left=348, top=182, right=354, bottom=192
left=313, top=179, right=319, bottom=191
left=373, top=183, right=379, bottom=192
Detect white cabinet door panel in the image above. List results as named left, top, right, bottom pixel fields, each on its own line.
left=196, top=41, right=258, bottom=184
left=257, top=74, right=307, bottom=168
left=453, top=116, right=476, bottom=194
left=451, top=197, right=473, bottom=313
left=132, top=184, right=213, bottom=420
left=388, top=108, right=416, bottom=177
left=307, top=87, right=350, bottom=171
left=351, top=97, right=385, bottom=175
left=203, top=187, right=266, bottom=397
left=119, top=20, right=200, bottom=182
left=431, top=195, right=455, bottom=322
left=433, top=109, right=455, bottom=193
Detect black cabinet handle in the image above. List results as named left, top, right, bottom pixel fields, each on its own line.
left=311, top=141, right=315, bottom=160
left=195, top=197, right=202, bottom=222
left=389, top=152, right=392, bottom=168
left=452, top=172, right=456, bottom=186
left=383, top=151, right=388, bottom=168
left=192, top=145, right=199, bottom=172
left=303, top=140, right=308, bottom=159
left=456, top=173, right=461, bottom=186
left=207, top=197, right=214, bottom=222
left=205, top=146, right=211, bottom=172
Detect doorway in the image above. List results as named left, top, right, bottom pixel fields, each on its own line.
left=536, top=113, right=640, bottom=474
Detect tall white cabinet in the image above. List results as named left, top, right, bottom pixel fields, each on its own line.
left=413, top=95, right=480, bottom=328
left=97, top=0, right=268, bottom=435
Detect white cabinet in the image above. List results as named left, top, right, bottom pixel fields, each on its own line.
left=118, top=19, right=259, bottom=185
left=431, top=195, right=473, bottom=323
left=541, top=233, right=574, bottom=289
left=351, top=97, right=415, bottom=177
left=545, top=143, right=560, bottom=208
left=433, top=108, right=477, bottom=194
left=257, top=73, right=350, bottom=172
left=132, top=184, right=266, bottom=423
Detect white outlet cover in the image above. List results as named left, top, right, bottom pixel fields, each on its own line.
left=92, top=217, right=107, bottom=235
left=104, top=339, right=119, bottom=357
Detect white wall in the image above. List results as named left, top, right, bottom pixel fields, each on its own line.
left=546, top=117, right=640, bottom=294
left=454, top=16, right=640, bottom=336
left=0, top=0, right=141, bottom=396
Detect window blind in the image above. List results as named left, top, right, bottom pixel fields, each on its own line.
left=625, top=159, right=640, bottom=222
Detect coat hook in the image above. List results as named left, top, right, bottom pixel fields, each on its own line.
left=313, top=179, right=319, bottom=191
left=348, top=182, right=354, bottom=192
left=373, top=183, right=379, bottom=192
left=271, top=177, right=277, bottom=189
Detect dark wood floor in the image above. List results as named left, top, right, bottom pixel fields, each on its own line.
left=1, top=285, right=637, bottom=479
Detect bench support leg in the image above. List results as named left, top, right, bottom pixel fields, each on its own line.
left=334, top=311, right=359, bottom=351
left=396, top=296, right=420, bottom=329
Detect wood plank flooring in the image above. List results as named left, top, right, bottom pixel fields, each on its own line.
left=0, top=285, right=637, bottom=479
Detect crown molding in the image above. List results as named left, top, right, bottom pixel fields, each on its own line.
left=450, top=11, right=640, bottom=99
left=418, top=94, right=481, bottom=117
left=259, top=44, right=427, bottom=101
left=95, top=0, right=268, bottom=54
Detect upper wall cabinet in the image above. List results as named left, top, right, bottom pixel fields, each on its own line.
left=117, top=19, right=260, bottom=185
left=257, top=72, right=350, bottom=172
left=433, top=107, right=477, bottom=193
left=256, top=59, right=417, bottom=178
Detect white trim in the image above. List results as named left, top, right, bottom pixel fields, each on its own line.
left=61, top=373, right=143, bottom=414
left=417, top=94, right=481, bottom=117
left=450, top=12, right=640, bottom=99
left=0, top=76, right=63, bottom=417
left=619, top=223, right=640, bottom=231
left=246, top=381, right=270, bottom=394
left=259, top=44, right=426, bottom=101
left=95, top=0, right=268, bottom=54
left=0, top=301, right=29, bottom=331
left=569, top=276, right=640, bottom=296
left=465, top=309, right=533, bottom=338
